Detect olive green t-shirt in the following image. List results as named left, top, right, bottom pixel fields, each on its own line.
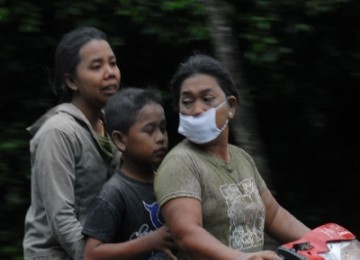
left=154, top=140, right=266, bottom=258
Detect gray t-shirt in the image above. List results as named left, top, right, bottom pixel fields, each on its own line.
left=154, top=140, right=266, bottom=258
left=83, top=170, right=169, bottom=259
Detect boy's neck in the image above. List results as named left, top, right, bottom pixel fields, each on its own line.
left=120, top=162, right=154, bottom=183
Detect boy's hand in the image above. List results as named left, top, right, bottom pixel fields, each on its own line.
left=148, top=226, right=177, bottom=259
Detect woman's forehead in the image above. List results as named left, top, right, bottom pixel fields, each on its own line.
left=180, top=74, right=222, bottom=94
left=78, top=39, right=114, bottom=63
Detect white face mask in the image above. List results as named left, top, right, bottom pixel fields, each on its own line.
left=178, top=100, right=229, bottom=144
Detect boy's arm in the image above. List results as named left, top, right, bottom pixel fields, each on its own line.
left=83, top=226, right=176, bottom=260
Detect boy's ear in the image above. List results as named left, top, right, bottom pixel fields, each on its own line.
left=111, top=130, right=127, bottom=152
left=64, top=73, right=78, bottom=91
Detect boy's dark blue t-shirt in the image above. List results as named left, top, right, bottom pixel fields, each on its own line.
left=82, top=170, right=166, bottom=259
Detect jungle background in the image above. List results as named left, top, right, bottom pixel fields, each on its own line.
left=1, top=0, right=360, bottom=259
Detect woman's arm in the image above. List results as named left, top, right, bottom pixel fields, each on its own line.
left=262, top=187, right=311, bottom=243
left=83, top=226, right=176, bottom=260
left=161, top=197, right=281, bottom=260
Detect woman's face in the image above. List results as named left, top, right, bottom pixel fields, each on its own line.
left=69, top=39, right=121, bottom=109
left=179, top=74, right=235, bottom=130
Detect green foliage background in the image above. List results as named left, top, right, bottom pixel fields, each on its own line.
left=1, top=0, right=360, bottom=258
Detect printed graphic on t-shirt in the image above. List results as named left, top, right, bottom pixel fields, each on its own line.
left=144, top=201, right=164, bottom=229
left=129, top=201, right=164, bottom=240
left=129, top=223, right=152, bottom=240
left=220, top=178, right=265, bottom=250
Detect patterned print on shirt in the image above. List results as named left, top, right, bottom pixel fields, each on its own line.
left=220, top=178, right=265, bottom=250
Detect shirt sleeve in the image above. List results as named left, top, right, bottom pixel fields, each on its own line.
left=34, top=128, right=84, bottom=259
left=154, top=151, right=202, bottom=208
left=82, top=197, right=120, bottom=243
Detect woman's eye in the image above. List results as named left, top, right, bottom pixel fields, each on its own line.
left=182, top=99, right=193, bottom=106
left=90, top=64, right=101, bottom=70
left=203, top=96, right=215, bottom=104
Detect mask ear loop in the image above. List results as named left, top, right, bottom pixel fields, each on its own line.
left=215, top=99, right=230, bottom=132
left=215, top=99, right=228, bottom=110
left=218, top=119, right=229, bottom=132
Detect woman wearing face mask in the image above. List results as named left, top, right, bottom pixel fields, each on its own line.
left=154, top=54, right=310, bottom=260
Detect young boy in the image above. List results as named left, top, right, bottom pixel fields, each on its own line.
left=82, top=87, right=176, bottom=260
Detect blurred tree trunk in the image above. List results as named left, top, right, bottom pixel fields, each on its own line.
left=201, top=0, right=278, bottom=249
left=201, top=0, right=272, bottom=186
left=202, top=0, right=278, bottom=249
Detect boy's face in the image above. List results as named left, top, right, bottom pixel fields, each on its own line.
left=123, top=103, right=168, bottom=166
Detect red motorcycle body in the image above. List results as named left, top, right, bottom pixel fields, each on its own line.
left=277, top=223, right=360, bottom=260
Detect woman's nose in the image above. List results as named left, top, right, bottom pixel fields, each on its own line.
left=192, top=100, right=206, bottom=116
left=104, top=64, right=117, bottom=78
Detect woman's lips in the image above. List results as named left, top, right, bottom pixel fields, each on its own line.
left=102, top=84, right=118, bottom=95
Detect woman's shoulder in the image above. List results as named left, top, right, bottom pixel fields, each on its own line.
left=159, top=140, right=208, bottom=173
left=228, top=144, right=251, bottom=157
left=32, top=104, right=89, bottom=136
left=165, top=140, right=199, bottom=158
left=228, top=144, right=257, bottom=167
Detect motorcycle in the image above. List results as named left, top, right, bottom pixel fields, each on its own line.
left=277, top=223, right=360, bottom=260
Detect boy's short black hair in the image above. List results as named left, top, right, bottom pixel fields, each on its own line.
left=104, top=87, right=162, bottom=135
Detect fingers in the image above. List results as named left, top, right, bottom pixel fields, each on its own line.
left=150, top=226, right=177, bottom=252
left=158, top=226, right=177, bottom=248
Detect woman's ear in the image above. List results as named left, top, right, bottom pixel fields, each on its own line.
left=227, top=95, right=237, bottom=119
left=64, top=73, right=78, bottom=91
left=111, top=130, right=127, bottom=152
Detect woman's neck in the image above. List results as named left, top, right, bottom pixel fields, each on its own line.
left=204, top=143, right=230, bottom=161
left=192, top=129, right=230, bottom=161
left=71, top=99, right=103, bottom=134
